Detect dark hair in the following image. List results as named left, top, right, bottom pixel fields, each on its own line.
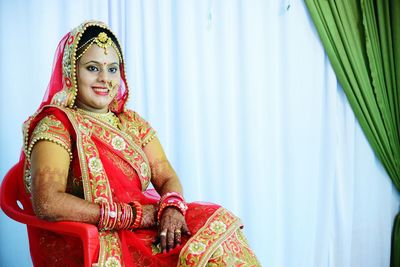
left=76, top=26, right=122, bottom=60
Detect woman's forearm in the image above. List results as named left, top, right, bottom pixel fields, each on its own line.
left=158, top=177, right=183, bottom=196
left=32, top=184, right=100, bottom=224
left=30, top=164, right=99, bottom=224
left=150, top=159, right=183, bottom=196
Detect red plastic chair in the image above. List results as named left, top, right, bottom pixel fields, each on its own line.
left=1, top=163, right=161, bottom=266
left=0, top=163, right=99, bottom=267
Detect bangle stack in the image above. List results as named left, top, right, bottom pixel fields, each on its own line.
left=157, top=192, right=188, bottom=222
left=98, top=201, right=143, bottom=230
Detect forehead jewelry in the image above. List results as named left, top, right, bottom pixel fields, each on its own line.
left=76, top=32, right=122, bottom=62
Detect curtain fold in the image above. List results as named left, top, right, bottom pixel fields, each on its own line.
left=304, top=0, right=400, bottom=265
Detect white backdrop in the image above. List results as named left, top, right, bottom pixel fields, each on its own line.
left=0, top=0, right=399, bottom=266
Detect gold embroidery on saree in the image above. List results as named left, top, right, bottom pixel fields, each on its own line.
left=178, top=207, right=242, bottom=267
left=118, top=110, right=157, bottom=148
left=23, top=114, right=73, bottom=193
left=27, top=115, right=73, bottom=160
left=103, top=150, right=135, bottom=177
left=206, top=230, right=261, bottom=267
left=98, top=231, right=124, bottom=267
left=79, top=111, right=152, bottom=190
left=71, top=112, right=114, bottom=202
left=64, top=108, right=124, bottom=265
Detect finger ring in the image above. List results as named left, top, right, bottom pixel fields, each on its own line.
left=175, top=229, right=181, bottom=233
left=160, top=231, right=167, bottom=237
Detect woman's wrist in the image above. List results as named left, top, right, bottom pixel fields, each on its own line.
left=97, top=201, right=143, bottom=231
left=157, top=192, right=188, bottom=222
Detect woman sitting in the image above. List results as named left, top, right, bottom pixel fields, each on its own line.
left=20, top=20, right=260, bottom=266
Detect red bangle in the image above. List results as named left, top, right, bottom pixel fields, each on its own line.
left=157, top=192, right=187, bottom=222
left=159, top=192, right=184, bottom=205
left=109, top=202, right=118, bottom=230
left=98, top=202, right=105, bottom=229
left=130, top=201, right=143, bottom=229
left=115, top=203, right=121, bottom=230
left=121, top=203, right=132, bottom=229
left=157, top=198, right=188, bottom=222
left=104, top=203, right=109, bottom=229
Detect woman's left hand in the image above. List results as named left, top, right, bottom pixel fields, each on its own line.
left=158, top=207, right=190, bottom=253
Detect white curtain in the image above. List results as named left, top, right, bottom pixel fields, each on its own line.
left=0, top=1, right=398, bottom=266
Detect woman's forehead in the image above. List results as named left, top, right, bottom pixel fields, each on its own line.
left=79, top=44, right=120, bottom=64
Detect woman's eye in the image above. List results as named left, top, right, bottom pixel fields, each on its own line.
left=109, top=67, right=118, bottom=73
left=87, top=66, right=99, bottom=72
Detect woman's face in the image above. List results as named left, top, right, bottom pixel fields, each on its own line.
left=76, top=44, right=120, bottom=113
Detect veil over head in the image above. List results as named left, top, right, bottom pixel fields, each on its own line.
left=39, top=20, right=129, bottom=114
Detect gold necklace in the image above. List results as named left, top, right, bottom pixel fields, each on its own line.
left=77, top=108, right=121, bottom=129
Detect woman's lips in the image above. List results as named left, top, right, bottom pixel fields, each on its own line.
left=92, top=86, right=109, bottom=96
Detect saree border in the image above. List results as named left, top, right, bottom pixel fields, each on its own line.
left=98, top=231, right=125, bottom=267
left=63, top=109, right=113, bottom=202
left=177, top=207, right=242, bottom=267
left=78, top=113, right=151, bottom=191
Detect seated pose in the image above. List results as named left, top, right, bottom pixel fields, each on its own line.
left=21, top=20, right=260, bottom=266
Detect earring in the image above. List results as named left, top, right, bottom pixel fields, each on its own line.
left=109, top=97, right=119, bottom=112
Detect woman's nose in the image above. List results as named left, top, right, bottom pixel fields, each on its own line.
left=98, top=70, right=108, bottom=82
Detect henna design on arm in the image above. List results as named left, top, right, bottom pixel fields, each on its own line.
left=31, top=165, right=99, bottom=224
left=150, top=159, right=183, bottom=196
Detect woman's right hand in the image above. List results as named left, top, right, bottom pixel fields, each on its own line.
left=158, top=207, right=190, bottom=253
left=140, top=204, right=158, bottom=228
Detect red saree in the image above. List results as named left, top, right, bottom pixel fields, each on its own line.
left=18, top=21, right=260, bottom=267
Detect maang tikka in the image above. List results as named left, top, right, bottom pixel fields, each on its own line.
left=76, top=32, right=122, bottom=62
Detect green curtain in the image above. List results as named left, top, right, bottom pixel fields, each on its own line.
left=304, top=0, right=400, bottom=266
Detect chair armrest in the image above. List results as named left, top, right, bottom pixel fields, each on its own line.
left=6, top=208, right=97, bottom=236
left=27, top=218, right=99, bottom=267
left=1, top=164, right=99, bottom=267
left=1, top=184, right=98, bottom=240
left=1, top=185, right=98, bottom=267
left=9, top=211, right=99, bottom=267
